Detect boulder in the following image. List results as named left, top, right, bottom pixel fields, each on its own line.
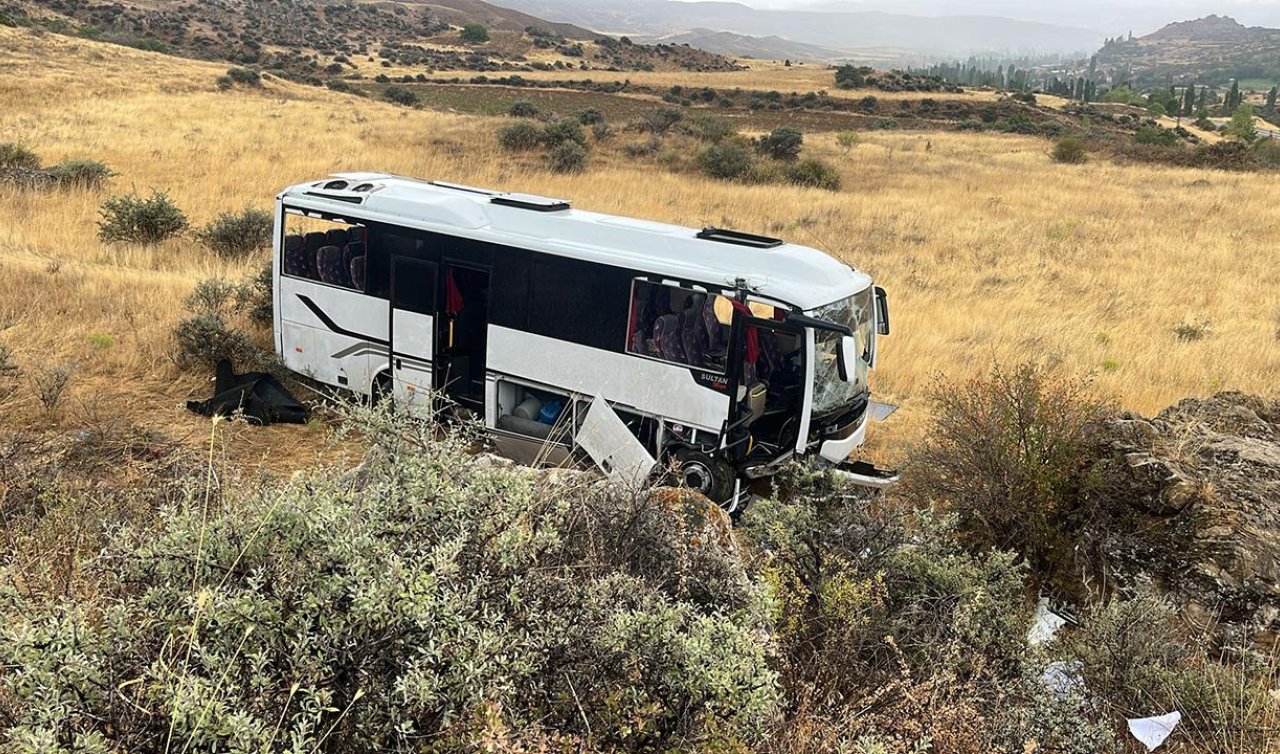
left=1088, top=392, right=1280, bottom=649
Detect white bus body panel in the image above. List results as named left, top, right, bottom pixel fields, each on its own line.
left=279, top=279, right=388, bottom=393
left=391, top=309, right=434, bottom=413
left=487, top=326, right=730, bottom=434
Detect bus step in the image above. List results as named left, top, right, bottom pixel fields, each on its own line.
left=833, top=460, right=900, bottom=490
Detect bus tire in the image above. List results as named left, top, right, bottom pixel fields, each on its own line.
left=372, top=371, right=393, bottom=406
left=674, top=448, right=734, bottom=504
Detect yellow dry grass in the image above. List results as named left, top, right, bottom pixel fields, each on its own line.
left=2, top=25, right=1278, bottom=469
left=420, top=61, right=999, bottom=102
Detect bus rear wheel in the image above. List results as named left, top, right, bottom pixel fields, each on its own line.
left=674, top=448, right=734, bottom=504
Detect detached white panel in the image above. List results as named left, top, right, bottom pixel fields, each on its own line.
left=577, top=396, right=657, bottom=488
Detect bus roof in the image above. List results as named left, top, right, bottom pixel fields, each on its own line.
left=279, top=173, right=873, bottom=310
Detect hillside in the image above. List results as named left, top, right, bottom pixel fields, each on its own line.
left=0, top=0, right=742, bottom=74
left=1094, top=15, right=1280, bottom=87
left=497, top=0, right=1104, bottom=58
left=641, top=28, right=852, bottom=64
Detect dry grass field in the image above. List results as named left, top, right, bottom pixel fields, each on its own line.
left=2, top=25, right=1279, bottom=470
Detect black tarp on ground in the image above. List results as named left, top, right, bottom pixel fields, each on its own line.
left=186, top=360, right=309, bottom=425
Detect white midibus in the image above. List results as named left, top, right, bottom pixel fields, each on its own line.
left=273, top=173, right=894, bottom=507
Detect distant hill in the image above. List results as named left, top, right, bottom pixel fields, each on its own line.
left=1094, top=15, right=1280, bottom=87
left=0, top=0, right=741, bottom=75
left=642, top=28, right=849, bottom=63
left=494, top=0, right=1105, bottom=58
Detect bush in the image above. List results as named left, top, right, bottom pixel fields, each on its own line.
left=171, top=311, right=261, bottom=369
left=498, top=121, right=544, bottom=151
left=577, top=107, right=606, bottom=125
left=1051, top=135, right=1088, bottom=164
left=541, top=119, right=586, bottom=147
left=899, top=363, right=1115, bottom=584
left=97, top=190, right=189, bottom=245
left=679, top=113, right=736, bottom=143
left=698, top=142, right=755, bottom=181
left=835, top=130, right=859, bottom=153
left=195, top=207, right=273, bottom=258
left=383, top=85, right=419, bottom=106
left=225, top=66, right=261, bottom=87
left=460, top=22, right=490, bottom=43
left=546, top=140, right=588, bottom=174
left=1134, top=125, right=1179, bottom=147
left=0, top=143, right=39, bottom=169
left=48, top=159, right=113, bottom=189
left=639, top=107, right=683, bottom=135
left=758, top=126, right=804, bottom=161
left=507, top=99, right=539, bottom=118
left=785, top=158, right=841, bottom=190
left=743, top=474, right=1030, bottom=739
left=0, top=405, right=780, bottom=750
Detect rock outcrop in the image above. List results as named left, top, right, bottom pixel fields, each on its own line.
left=1090, top=392, right=1280, bottom=649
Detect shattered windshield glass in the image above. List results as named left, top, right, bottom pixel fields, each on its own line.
left=810, top=287, right=873, bottom=417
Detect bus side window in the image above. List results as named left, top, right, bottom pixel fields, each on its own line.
left=627, top=280, right=731, bottom=373
left=283, top=210, right=365, bottom=291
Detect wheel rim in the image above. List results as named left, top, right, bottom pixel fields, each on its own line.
left=682, top=461, right=712, bottom=493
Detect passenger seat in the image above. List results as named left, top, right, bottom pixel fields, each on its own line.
left=316, top=245, right=349, bottom=287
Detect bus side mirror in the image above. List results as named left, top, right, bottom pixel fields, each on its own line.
left=874, top=286, right=890, bottom=336
left=836, top=335, right=857, bottom=382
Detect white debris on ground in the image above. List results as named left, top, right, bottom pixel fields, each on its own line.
left=1127, top=711, right=1182, bottom=751
left=1026, top=597, right=1068, bottom=645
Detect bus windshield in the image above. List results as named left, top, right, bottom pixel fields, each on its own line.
left=810, top=287, right=873, bottom=417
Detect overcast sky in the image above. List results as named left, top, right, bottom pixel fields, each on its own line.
left=680, top=0, right=1280, bottom=34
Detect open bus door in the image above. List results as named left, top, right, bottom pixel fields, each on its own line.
left=388, top=256, right=437, bottom=414
left=435, top=263, right=490, bottom=413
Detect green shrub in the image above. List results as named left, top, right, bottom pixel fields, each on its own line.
left=0, top=405, right=779, bottom=750
left=171, top=311, right=261, bottom=369
left=1252, top=137, right=1280, bottom=168
left=899, top=363, right=1114, bottom=584
left=225, top=66, right=261, bottom=87
left=540, top=119, right=586, bottom=147
left=195, top=207, right=273, bottom=258
left=758, top=126, right=804, bottom=161
left=1051, top=135, right=1088, bottom=164
left=680, top=113, right=736, bottom=143
left=97, top=190, right=189, bottom=245
left=835, top=130, right=859, bottom=153
left=591, top=122, right=613, bottom=140
left=498, top=121, right=543, bottom=151
left=743, top=473, right=1029, bottom=711
left=48, top=159, right=113, bottom=190
left=1134, top=125, right=1179, bottom=147
left=0, top=143, right=40, bottom=169
left=546, top=140, right=588, bottom=174
left=576, top=107, right=605, bottom=125
left=460, top=22, right=490, bottom=43
left=785, top=158, right=841, bottom=190
left=639, top=107, right=683, bottom=135
left=698, top=142, right=755, bottom=181
left=507, top=99, right=540, bottom=118
left=383, top=85, right=419, bottom=106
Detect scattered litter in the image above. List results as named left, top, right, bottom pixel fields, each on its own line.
left=1039, top=660, right=1084, bottom=698
left=186, top=359, right=308, bottom=425
left=1127, top=711, right=1181, bottom=751
left=1027, top=597, right=1069, bottom=646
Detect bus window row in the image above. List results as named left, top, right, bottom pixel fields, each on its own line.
left=627, top=280, right=733, bottom=373
left=283, top=228, right=368, bottom=292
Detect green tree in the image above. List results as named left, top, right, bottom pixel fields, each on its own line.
left=1182, top=85, right=1196, bottom=117
left=1227, top=103, right=1257, bottom=141
left=1227, top=79, right=1241, bottom=111
left=1265, top=86, right=1278, bottom=118
left=460, top=23, right=490, bottom=43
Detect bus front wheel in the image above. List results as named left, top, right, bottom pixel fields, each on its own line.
left=674, top=448, right=734, bottom=504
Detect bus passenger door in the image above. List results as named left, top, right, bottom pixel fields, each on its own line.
left=436, top=263, right=490, bottom=413
left=389, top=256, right=437, bottom=414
